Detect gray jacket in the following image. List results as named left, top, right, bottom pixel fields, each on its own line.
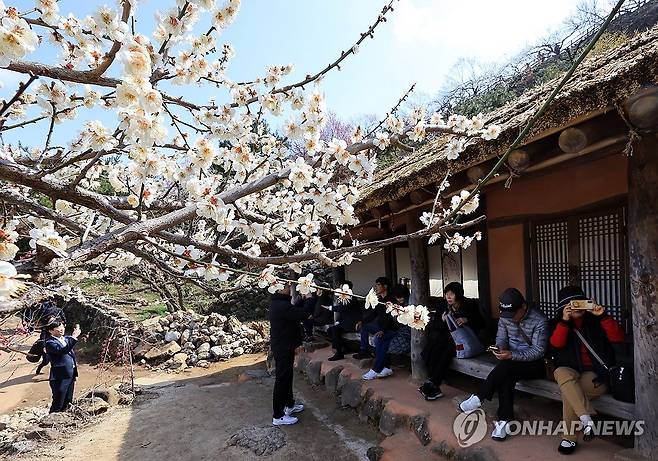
left=495, top=307, right=548, bottom=362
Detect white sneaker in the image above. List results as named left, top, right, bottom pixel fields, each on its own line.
left=377, top=367, right=393, bottom=378
left=458, top=394, right=482, bottom=413
left=491, top=420, right=509, bottom=441
left=284, top=403, right=304, bottom=415
left=362, top=369, right=379, bottom=380
left=272, top=415, right=298, bottom=426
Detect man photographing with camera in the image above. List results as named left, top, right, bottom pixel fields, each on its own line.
left=45, top=320, right=81, bottom=413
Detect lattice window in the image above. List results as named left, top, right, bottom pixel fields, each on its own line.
left=578, top=211, right=624, bottom=325
left=531, top=207, right=628, bottom=329
left=534, top=220, right=570, bottom=320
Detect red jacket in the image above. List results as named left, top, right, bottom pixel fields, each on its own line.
left=550, top=315, right=624, bottom=368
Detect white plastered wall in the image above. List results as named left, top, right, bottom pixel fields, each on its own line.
left=344, top=251, right=386, bottom=295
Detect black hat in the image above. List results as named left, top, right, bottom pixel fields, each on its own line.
left=498, top=288, right=525, bottom=318
left=557, top=286, right=587, bottom=308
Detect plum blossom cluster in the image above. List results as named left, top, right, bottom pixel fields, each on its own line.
left=364, top=288, right=430, bottom=330
left=0, top=1, right=498, bottom=310
left=443, top=231, right=482, bottom=253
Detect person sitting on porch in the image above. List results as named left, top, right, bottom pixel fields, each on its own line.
left=419, top=281, right=485, bottom=401
left=458, top=288, right=548, bottom=441
left=354, top=277, right=398, bottom=380
left=549, top=286, right=625, bottom=455
left=300, top=291, right=319, bottom=343
left=378, top=284, right=413, bottom=369
left=325, top=281, right=364, bottom=361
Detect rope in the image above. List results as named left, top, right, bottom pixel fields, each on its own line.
left=614, top=100, right=641, bottom=156
left=504, top=165, right=521, bottom=189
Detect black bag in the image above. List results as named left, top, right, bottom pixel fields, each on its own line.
left=573, top=329, right=635, bottom=403
left=26, top=339, right=44, bottom=363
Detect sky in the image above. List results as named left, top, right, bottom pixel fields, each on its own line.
left=0, top=0, right=592, bottom=147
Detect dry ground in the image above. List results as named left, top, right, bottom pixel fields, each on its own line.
left=1, top=352, right=382, bottom=461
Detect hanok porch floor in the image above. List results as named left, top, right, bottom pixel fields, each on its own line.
left=297, top=344, right=634, bottom=461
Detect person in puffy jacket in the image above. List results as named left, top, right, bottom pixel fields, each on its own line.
left=458, top=288, right=548, bottom=441
left=269, top=284, right=306, bottom=426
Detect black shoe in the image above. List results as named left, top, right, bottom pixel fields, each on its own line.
left=425, top=386, right=444, bottom=401
left=328, top=353, right=344, bottom=361
left=557, top=439, right=577, bottom=454
left=352, top=351, right=372, bottom=359
left=582, top=424, right=595, bottom=442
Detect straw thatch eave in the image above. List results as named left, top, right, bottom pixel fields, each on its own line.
left=356, top=25, right=658, bottom=213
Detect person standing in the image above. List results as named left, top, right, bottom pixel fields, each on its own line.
left=45, top=320, right=80, bottom=413
left=269, top=284, right=306, bottom=426
left=25, top=298, right=67, bottom=375
left=549, top=286, right=625, bottom=454
left=458, top=288, right=548, bottom=441
left=420, top=282, right=485, bottom=400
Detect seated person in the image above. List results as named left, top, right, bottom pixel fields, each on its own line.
left=385, top=284, right=412, bottom=358
left=353, top=277, right=399, bottom=380
left=324, top=281, right=364, bottom=361
left=312, top=289, right=335, bottom=327
left=301, top=291, right=319, bottom=342
left=420, top=282, right=485, bottom=400
left=550, top=286, right=625, bottom=455
left=458, top=288, right=548, bottom=441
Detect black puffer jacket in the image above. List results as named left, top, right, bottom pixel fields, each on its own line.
left=362, top=294, right=399, bottom=332
left=549, top=313, right=617, bottom=384
left=269, top=293, right=306, bottom=355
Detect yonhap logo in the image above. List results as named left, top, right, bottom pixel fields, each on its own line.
left=453, top=409, right=487, bottom=447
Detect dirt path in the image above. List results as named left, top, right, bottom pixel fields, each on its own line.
left=6, top=354, right=382, bottom=461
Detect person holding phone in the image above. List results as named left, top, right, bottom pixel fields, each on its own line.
left=549, top=286, right=625, bottom=454
left=45, top=320, right=81, bottom=413
left=269, top=283, right=306, bottom=426
left=458, top=288, right=548, bottom=441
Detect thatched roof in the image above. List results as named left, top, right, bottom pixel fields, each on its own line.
left=357, top=25, right=658, bottom=212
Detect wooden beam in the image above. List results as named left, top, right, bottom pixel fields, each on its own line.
left=388, top=198, right=408, bottom=214
left=467, top=164, right=487, bottom=185
left=628, top=133, right=658, bottom=457
left=406, top=215, right=429, bottom=382
left=507, top=149, right=530, bottom=171
left=409, top=189, right=433, bottom=205
left=626, top=86, right=658, bottom=131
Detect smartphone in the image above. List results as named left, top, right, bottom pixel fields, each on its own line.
left=570, top=300, right=595, bottom=310
left=487, top=345, right=500, bottom=353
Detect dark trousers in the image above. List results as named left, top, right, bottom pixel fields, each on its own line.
left=272, top=350, right=295, bottom=419
left=49, top=377, right=75, bottom=413
left=426, top=339, right=456, bottom=386
left=302, top=318, right=313, bottom=337
left=477, top=359, right=545, bottom=421
left=359, top=323, right=396, bottom=373
left=328, top=324, right=344, bottom=354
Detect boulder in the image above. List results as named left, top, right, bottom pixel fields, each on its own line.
left=142, top=317, right=162, bottom=330
left=11, top=440, right=37, bottom=454
left=39, top=412, right=75, bottom=428
left=76, top=397, right=110, bottom=415
left=84, top=387, right=120, bottom=406
left=172, top=353, right=188, bottom=365
left=144, top=341, right=181, bottom=361
left=164, top=330, right=181, bottom=343
left=225, top=315, right=243, bottom=334
left=210, top=345, right=231, bottom=360
left=25, top=426, right=59, bottom=441
left=181, top=329, right=191, bottom=343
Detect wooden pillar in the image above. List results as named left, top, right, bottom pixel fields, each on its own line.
left=628, top=134, right=658, bottom=457
left=407, top=214, right=430, bottom=382
left=624, top=88, right=658, bottom=457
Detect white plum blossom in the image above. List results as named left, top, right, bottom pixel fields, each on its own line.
left=0, top=261, right=29, bottom=301
left=296, top=273, right=316, bottom=295
left=450, top=190, right=480, bottom=214
left=335, top=284, right=353, bottom=305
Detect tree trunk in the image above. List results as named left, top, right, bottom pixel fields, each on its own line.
left=628, top=134, right=658, bottom=458
left=409, top=237, right=430, bottom=382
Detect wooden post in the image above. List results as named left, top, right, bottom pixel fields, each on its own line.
left=628, top=134, right=658, bottom=458
left=407, top=216, right=430, bottom=382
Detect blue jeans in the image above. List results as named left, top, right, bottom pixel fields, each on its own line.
left=360, top=323, right=396, bottom=373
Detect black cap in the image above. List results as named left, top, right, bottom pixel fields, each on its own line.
left=498, top=288, right=525, bottom=318
left=557, top=286, right=587, bottom=308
